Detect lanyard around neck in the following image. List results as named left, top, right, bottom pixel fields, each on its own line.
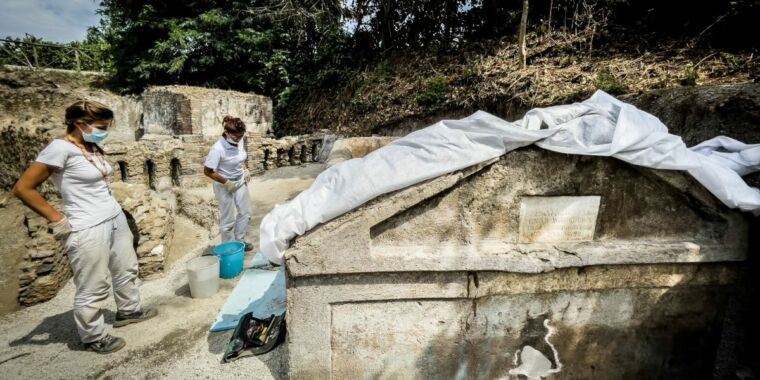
left=63, top=136, right=111, bottom=193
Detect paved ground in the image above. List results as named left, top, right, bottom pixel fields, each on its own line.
left=0, top=164, right=324, bottom=379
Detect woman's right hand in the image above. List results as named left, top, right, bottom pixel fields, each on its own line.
left=223, top=179, right=237, bottom=193
left=48, top=216, right=72, bottom=241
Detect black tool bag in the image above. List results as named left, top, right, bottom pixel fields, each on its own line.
left=222, top=312, right=286, bottom=363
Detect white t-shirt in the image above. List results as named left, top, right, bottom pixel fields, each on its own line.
left=204, top=137, right=247, bottom=179
left=35, top=139, right=122, bottom=231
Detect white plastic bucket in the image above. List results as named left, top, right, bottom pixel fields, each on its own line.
left=186, top=255, right=220, bottom=299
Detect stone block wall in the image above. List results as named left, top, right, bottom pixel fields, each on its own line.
left=112, top=182, right=174, bottom=278
left=105, top=138, right=183, bottom=191
left=141, top=86, right=273, bottom=137
left=178, top=135, right=215, bottom=186
left=258, top=134, right=324, bottom=171
left=195, top=89, right=272, bottom=138
left=104, top=131, right=277, bottom=190
left=18, top=201, right=71, bottom=306
left=142, top=89, right=191, bottom=136
left=88, top=92, right=142, bottom=143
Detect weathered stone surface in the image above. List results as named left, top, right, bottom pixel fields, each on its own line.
left=284, top=148, right=750, bottom=379
left=518, top=196, right=600, bottom=242
left=29, top=250, right=56, bottom=259
left=12, top=199, right=72, bottom=307
left=325, top=136, right=398, bottom=167
left=111, top=181, right=173, bottom=278
left=142, top=85, right=272, bottom=136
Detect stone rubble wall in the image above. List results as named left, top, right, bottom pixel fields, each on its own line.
left=1, top=83, right=278, bottom=308
left=15, top=183, right=178, bottom=307
left=111, top=182, right=174, bottom=278
left=1, top=80, right=331, bottom=309
left=17, top=199, right=71, bottom=306
left=0, top=126, right=58, bottom=197
left=10, top=131, right=326, bottom=306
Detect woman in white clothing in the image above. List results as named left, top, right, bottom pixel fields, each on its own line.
left=203, top=115, right=253, bottom=251
left=13, top=100, right=157, bottom=354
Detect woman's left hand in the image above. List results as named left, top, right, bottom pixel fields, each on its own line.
left=244, top=169, right=251, bottom=183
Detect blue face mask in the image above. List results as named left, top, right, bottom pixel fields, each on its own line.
left=79, top=125, right=109, bottom=144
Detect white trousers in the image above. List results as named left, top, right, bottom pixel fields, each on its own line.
left=213, top=178, right=252, bottom=242
left=64, top=211, right=141, bottom=343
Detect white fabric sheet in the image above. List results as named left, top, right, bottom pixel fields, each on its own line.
left=260, top=91, right=760, bottom=264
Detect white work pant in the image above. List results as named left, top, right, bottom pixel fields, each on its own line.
left=213, top=178, right=252, bottom=242
left=64, top=211, right=141, bottom=343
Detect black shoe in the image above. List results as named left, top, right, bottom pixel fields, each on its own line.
left=244, top=242, right=254, bottom=252
left=114, top=307, right=158, bottom=328
left=85, top=334, right=126, bottom=354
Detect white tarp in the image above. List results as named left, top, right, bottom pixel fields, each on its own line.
left=259, top=90, right=760, bottom=265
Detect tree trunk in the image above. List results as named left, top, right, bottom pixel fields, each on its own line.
left=548, top=0, right=553, bottom=34
left=518, top=0, right=529, bottom=69
left=380, top=0, right=393, bottom=52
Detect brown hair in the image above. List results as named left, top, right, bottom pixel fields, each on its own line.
left=65, top=100, right=115, bottom=133
left=222, top=115, right=246, bottom=134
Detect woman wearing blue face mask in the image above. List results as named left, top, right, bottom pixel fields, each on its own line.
left=12, top=100, right=157, bottom=354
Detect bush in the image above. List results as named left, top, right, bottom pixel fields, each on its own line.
left=366, top=61, right=396, bottom=84
left=594, top=68, right=628, bottom=94
left=415, top=76, right=450, bottom=108
left=680, top=64, right=698, bottom=86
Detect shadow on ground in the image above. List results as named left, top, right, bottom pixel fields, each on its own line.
left=8, top=309, right=115, bottom=351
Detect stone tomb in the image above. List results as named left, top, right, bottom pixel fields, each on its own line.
left=283, top=148, right=749, bottom=379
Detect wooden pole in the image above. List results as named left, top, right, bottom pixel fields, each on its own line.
left=32, top=45, right=38, bottom=69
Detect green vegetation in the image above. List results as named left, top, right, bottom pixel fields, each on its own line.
left=595, top=69, right=629, bottom=95
left=3, top=0, right=757, bottom=133
left=415, top=76, right=450, bottom=108
left=680, top=64, right=699, bottom=86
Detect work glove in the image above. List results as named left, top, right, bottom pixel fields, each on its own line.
left=48, top=216, right=72, bottom=242
left=223, top=179, right=237, bottom=193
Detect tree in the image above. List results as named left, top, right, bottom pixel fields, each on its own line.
left=518, top=0, right=529, bottom=69
left=98, top=1, right=345, bottom=94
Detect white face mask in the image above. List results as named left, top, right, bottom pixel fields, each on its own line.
left=225, top=137, right=238, bottom=145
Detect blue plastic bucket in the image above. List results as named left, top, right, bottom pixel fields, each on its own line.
left=212, top=241, right=245, bottom=279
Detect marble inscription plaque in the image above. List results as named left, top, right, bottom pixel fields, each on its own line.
left=519, top=196, right=601, bottom=242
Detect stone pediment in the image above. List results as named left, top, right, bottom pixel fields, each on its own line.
left=285, top=147, right=748, bottom=276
